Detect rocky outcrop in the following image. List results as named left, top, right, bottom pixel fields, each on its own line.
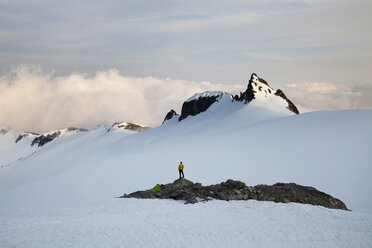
left=31, top=128, right=87, bottom=147
left=112, top=122, right=150, bottom=132
left=235, top=73, right=265, bottom=103
left=274, top=89, right=299, bottom=114
left=15, top=132, right=40, bottom=144
left=66, top=127, right=88, bottom=132
left=254, top=183, right=344, bottom=208
left=162, top=109, right=178, bottom=124
left=178, top=94, right=222, bottom=121
left=31, top=131, right=62, bottom=147
left=15, top=134, right=28, bottom=143
left=121, top=178, right=348, bottom=210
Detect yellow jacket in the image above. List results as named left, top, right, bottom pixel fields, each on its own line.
left=178, top=163, right=184, bottom=170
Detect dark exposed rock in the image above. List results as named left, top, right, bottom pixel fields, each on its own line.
left=252, top=73, right=269, bottom=86
left=15, top=134, right=27, bottom=143
left=16, top=132, right=40, bottom=143
left=179, top=95, right=221, bottom=121
left=274, top=89, right=299, bottom=115
left=121, top=179, right=348, bottom=210
left=0, top=129, right=8, bottom=135
left=67, top=127, right=88, bottom=132
left=31, top=131, right=61, bottom=147
left=237, top=78, right=255, bottom=103
left=30, top=128, right=87, bottom=147
left=162, top=109, right=178, bottom=124
left=235, top=73, right=267, bottom=103
left=112, top=123, right=150, bottom=132
left=254, top=183, right=347, bottom=209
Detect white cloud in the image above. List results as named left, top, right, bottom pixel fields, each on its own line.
left=0, top=65, right=244, bottom=133
left=283, top=82, right=372, bottom=112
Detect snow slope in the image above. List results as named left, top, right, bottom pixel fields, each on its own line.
left=0, top=101, right=371, bottom=212
left=0, top=129, right=39, bottom=170
left=1, top=199, right=371, bottom=248
left=0, top=93, right=372, bottom=247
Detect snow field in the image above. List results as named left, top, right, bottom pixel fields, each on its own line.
left=0, top=109, right=371, bottom=213
left=0, top=199, right=371, bottom=248
left=0, top=98, right=372, bottom=247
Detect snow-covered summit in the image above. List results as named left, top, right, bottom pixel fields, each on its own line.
left=185, top=91, right=225, bottom=102
left=164, top=73, right=299, bottom=123
left=235, top=73, right=299, bottom=114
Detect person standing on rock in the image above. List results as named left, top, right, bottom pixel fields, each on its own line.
left=178, top=162, right=184, bottom=178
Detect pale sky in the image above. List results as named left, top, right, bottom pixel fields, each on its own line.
left=0, top=0, right=371, bottom=132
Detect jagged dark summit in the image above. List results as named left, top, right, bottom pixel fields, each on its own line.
left=121, top=178, right=348, bottom=211
left=162, top=73, right=299, bottom=124
left=235, top=73, right=265, bottom=103
left=235, top=73, right=299, bottom=114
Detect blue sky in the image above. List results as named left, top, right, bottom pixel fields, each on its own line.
left=0, top=0, right=371, bottom=131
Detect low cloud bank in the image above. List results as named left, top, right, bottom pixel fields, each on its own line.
left=0, top=65, right=370, bottom=133
left=0, top=65, right=244, bottom=133
left=284, top=82, right=372, bottom=112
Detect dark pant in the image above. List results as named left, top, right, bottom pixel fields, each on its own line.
left=179, top=169, right=184, bottom=178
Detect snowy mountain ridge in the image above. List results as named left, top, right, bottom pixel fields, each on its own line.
left=0, top=122, right=150, bottom=170
left=1, top=122, right=150, bottom=148
left=171, top=73, right=299, bottom=123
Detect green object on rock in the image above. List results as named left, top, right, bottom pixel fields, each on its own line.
left=152, top=184, right=162, bottom=192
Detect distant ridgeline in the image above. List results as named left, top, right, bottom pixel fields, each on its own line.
left=1, top=122, right=150, bottom=148
left=163, top=73, right=299, bottom=123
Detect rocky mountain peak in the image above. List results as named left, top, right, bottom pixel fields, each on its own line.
left=235, top=73, right=299, bottom=114
left=162, top=73, right=299, bottom=124
left=251, top=73, right=269, bottom=86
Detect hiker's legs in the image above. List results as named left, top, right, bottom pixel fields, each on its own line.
left=181, top=170, right=184, bottom=178
left=179, top=169, right=182, bottom=178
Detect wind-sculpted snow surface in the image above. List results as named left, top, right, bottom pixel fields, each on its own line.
left=0, top=109, right=371, bottom=213
left=0, top=199, right=371, bottom=248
